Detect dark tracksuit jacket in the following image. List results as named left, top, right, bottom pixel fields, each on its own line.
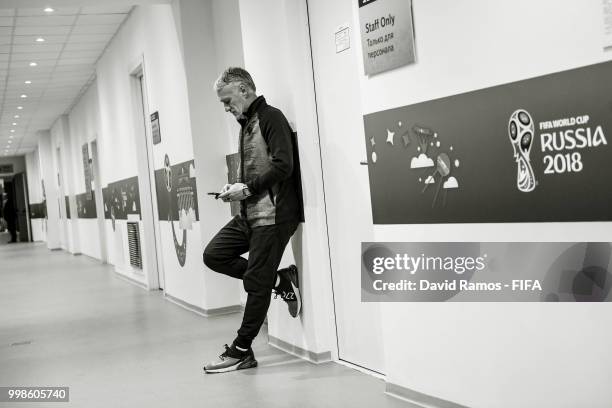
left=238, top=95, right=304, bottom=227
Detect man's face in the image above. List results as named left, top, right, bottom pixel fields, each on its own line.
left=217, top=83, right=247, bottom=119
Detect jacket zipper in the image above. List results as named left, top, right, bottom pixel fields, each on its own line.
left=239, top=124, right=246, bottom=218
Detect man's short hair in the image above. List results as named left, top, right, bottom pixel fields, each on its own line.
left=214, top=67, right=256, bottom=93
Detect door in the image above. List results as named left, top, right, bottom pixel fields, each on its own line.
left=13, top=173, right=31, bottom=242
left=307, top=0, right=385, bottom=374
left=130, top=64, right=164, bottom=290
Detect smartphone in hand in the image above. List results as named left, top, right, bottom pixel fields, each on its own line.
left=207, top=192, right=220, bottom=199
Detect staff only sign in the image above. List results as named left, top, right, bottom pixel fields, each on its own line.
left=358, top=0, right=416, bottom=75
left=363, top=61, right=612, bottom=224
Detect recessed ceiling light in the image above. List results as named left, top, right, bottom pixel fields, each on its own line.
left=8, top=140, right=12, bottom=144
left=14, top=115, right=19, bottom=118
left=9, top=135, right=14, bottom=138
left=17, top=106, right=23, bottom=110
left=24, top=81, right=32, bottom=84
left=36, top=37, right=45, bottom=42
left=12, top=122, right=17, bottom=126
left=44, top=7, right=54, bottom=13
left=10, top=130, right=15, bottom=133
left=29, top=62, right=37, bottom=67
left=20, top=94, right=27, bottom=98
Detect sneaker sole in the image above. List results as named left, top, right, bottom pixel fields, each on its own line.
left=203, top=357, right=258, bottom=374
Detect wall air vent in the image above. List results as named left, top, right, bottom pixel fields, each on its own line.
left=127, top=222, right=142, bottom=269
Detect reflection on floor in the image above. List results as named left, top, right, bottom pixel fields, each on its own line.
left=0, top=239, right=414, bottom=408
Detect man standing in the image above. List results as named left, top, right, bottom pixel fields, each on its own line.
left=203, top=67, right=304, bottom=373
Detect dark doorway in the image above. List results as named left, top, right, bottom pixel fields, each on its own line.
left=13, top=173, right=31, bottom=242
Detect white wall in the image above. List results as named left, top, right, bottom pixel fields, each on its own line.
left=94, top=4, right=193, bottom=287
left=308, top=0, right=612, bottom=407
left=25, top=150, right=45, bottom=242
left=36, top=130, right=60, bottom=249
left=79, top=2, right=241, bottom=314
left=211, top=0, right=245, bottom=151
left=66, top=83, right=103, bottom=260
left=171, top=0, right=244, bottom=312
left=24, top=151, right=42, bottom=203
left=50, top=115, right=80, bottom=254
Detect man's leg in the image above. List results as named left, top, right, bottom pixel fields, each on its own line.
left=234, top=222, right=298, bottom=349
left=202, top=221, right=298, bottom=373
left=203, top=216, right=250, bottom=280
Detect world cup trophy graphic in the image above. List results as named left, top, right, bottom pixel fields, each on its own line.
left=508, top=109, right=537, bottom=192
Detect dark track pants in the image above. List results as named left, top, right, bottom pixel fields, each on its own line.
left=203, top=215, right=298, bottom=349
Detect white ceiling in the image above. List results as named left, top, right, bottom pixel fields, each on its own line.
left=0, top=5, right=134, bottom=157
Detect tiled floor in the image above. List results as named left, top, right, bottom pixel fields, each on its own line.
left=0, top=237, right=415, bottom=407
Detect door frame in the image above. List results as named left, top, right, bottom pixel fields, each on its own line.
left=90, top=139, right=108, bottom=263
left=129, top=57, right=164, bottom=290
left=304, top=0, right=384, bottom=375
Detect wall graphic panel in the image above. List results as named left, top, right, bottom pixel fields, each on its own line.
left=154, top=155, right=199, bottom=267
left=29, top=202, right=47, bottom=219
left=364, top=61, right=612, bottom=224
left=76, top=191, right=97, bottom=219
left=101, top=176, right=141, bottom=230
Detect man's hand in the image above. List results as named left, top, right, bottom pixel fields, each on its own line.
left=220, top=184, right=231, bottom=194
left=218, top=183, right=248, bottom=202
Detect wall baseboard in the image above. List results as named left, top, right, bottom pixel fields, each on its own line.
left=113, top=270, right=148, bottom=290
left=385, top=383, right=470, bottom=408
left=164, top=293, right=242, bottom=317
left=79, top=253, right=103, bottom=263
left=268, top=334, right=332, bottom=364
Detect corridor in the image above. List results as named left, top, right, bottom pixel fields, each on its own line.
left=0, top=237, right=412, bottom=408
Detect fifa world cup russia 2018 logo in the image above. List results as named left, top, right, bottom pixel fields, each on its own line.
left=508, top=109, right=537, bottom=192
